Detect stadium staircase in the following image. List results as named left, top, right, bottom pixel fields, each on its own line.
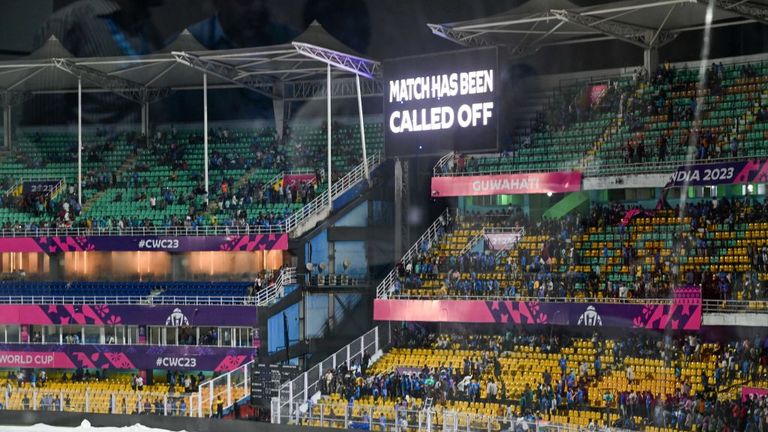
left=375, top=208, right=453, bottom=298
left=283, top=152, right=382, bottom=237
left=81, top=151, right=140, bottom=214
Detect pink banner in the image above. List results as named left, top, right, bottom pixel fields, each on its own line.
left=0, top=351, right=75, bottom=368
left=374, top=289, right=701, bottom=330
left=0, top=234, right=288, bottom=253
left=431, top=172, right=582, bottom=197
left=589, top=84, right=608, bottom=105
left=283, top=173, right=316, bottom=188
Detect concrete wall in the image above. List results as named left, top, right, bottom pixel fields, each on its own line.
left=703, top=313, right=768, bottom=327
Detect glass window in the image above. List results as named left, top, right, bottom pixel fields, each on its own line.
left=44, top=325, right=59, bottom=344
left=83, top=326, right=100, bottom=344
left=178, top=327, right=196, bottom=345
left=199, top=327, right=218, bottom=346
left=3, top=325, right=19, bottom=343
left=62, top=325, right=81, bottom=344
left=126, top=326, right=139, bottom=345
left=148, top=327, right=164, bottom=345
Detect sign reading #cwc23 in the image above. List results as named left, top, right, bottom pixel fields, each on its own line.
left=384, top=47, right=500, bottom=158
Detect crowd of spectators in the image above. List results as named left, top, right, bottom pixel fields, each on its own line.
left=315, top=327, right=768, bottom=431
left=440, top=60, right=767, bottom=177
left=0, top=120, right=368, bottom=232
left=395, top=197, right=768, bottom=301
left=4, top=367, right=201, bottom=416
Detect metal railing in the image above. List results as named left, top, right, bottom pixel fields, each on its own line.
left=273, top=325, right=390, bottom=424
left=191, top=361, right=251, bottom=418
left=274, top=400, right=628, bottom=432
left=379, top=293, right=767, bottom=314
left=431, top=150, right=768, bottom=179
left=4, top=387, right=193, bottom=417
left=254, top=267, right=297, bottom=306
left=375, top=208, right=453, bottom=299
left=0, top=224, right=285, bottom=237
left=0, top=295, right=260, bottom=305
left=284, top=152, right=382, bottom=234
left=4, top=176, right=66, bottom=198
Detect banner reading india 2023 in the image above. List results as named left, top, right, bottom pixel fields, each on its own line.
left=667, top=158, right=768, bottom=187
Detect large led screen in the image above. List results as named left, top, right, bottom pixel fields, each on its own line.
left=384, top=47, right=500, bottom=158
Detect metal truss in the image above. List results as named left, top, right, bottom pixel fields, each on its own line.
left=52, top=58, right=169, bottom=103
left=171, top=51, right=275, bottom=98
left=292, top=43, right=380, bottom=79
left=710, top=0, right=768, bottom=25
left=550, top=9, right=678, bottom=48
left=427, top=24, right=496, bottom=48
left=285, top=77, right=382, bottom=101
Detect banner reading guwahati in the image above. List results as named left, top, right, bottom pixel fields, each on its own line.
left=431, top=171, right=582, bottom=197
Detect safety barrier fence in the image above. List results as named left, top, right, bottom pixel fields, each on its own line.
left=273, top=401, right=630, bottom=432
left=254, top=267, right=297, bottom=306
left=190, top=361, right=251, bottom=418
left=432, top=151, right=768, bottom=178
left=0, top=267, right=295, bottom=306
left=3, top=387, right=193, bottom=417
left=381, top=294, right=767, bottom=314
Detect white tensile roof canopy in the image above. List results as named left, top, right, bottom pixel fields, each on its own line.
left=0, top=21, right=381, bottom=104
left=429, top=0, right=768, bottom=65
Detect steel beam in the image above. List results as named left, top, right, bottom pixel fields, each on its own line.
left=292, top=43, right=380, bottom=79
left=171, top=51, right=274, bottom=98
left=427, top=23, right=496, bottom=47
left=52, top=58, right=169, bottom=103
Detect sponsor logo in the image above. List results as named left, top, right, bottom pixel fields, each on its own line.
left=156, top=357, right=197, bottom=368
left=138, top=239, right=180, bottom=250
left=165, top=308, right=189, bottom=326
left=577, top=306, right=603, bottom=326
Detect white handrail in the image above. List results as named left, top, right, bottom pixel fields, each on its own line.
left=375, top=208, right=452, bottom=298
left=0, top=294, right=258, bottom=305
left=192, top=359, right=252, bottom=417
left=431, top=151, right=768, bottom=178
left=284, top=153, right=382, bottom=234
left=0, top=225, right=286, bottom=237
left=274, top=325, right=386, bottom=423
left=432, top=151, right=455, bottom=175
left=254, top=267, right=297, bottom=306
